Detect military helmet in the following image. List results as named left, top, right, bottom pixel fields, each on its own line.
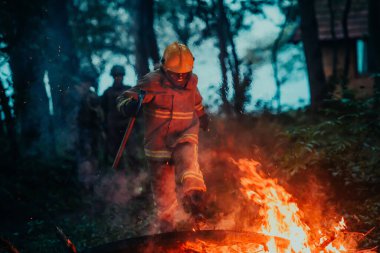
left=162, top=42, right=194, bottom=73
left=110, top=65, right=126, bottom=76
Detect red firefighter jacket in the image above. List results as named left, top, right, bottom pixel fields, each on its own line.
left=118, top=69, right=206, bottom=160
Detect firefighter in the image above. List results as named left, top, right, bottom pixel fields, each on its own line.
left=101, top=65, right=134, bottom=168
left=117, top=42, right=210, bottom=232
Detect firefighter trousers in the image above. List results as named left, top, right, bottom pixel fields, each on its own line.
left=148, top=142, right=206, bottom=233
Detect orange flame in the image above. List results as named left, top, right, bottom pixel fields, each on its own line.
left=234, top=158, right=348, bottom=253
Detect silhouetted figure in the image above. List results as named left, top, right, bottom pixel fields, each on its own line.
left=77, top=70, right=103, bottom=191
left=101, top=65, right=135, bottom=169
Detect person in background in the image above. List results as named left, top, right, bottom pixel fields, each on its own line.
left=76, top=69, right=103, bottom=191
left=117, top=42, right=210, bottom=232
left=101, top=65, right=135, bottom=169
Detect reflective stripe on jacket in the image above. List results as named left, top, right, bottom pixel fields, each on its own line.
left=117, top=69, right=206, bottom=160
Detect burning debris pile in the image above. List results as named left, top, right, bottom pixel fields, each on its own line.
left=178, top=158, right=376, bottom=253
left=235, top=158, right=350, bottom=252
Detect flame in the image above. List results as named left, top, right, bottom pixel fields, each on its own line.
left=234, top=158, right=348, bottom=253
left=181, top=158, right=373, bottom=253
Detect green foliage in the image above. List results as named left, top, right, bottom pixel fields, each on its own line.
left=274, top=99, right=380, bottom=188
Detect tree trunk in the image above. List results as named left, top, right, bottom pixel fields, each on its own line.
left=2, top=1, right=50, bottom=157
left=368, top=0, right=380, bottom=108
left=226, top=22, right=245, bottom=115
left=298, top=0, right=327, bottom=108
left=0, top=80, right=18, bottom=158
left=271, top=4, right=292, bottom=113
left=45, top=0, right=79, bottom=121
left=272, top=42, right=281, bottom=112
left=133, top=0, right=159, bottom=79
left=328, top=0, right=338, bottom=78
left=3, top=1, right=53, bottom=157
left=0, top=115, right=4, bottom=137
left=9, top=46, right=50, bottom=157
left=342, top=0, right=352, bottom=90
left=217, top=41, right=230, bottom=111
left=44, top=0, right=80, bottom=155
left=145, top=0, right=160, bottom=64
left=214, top=0, right=231, bottom=113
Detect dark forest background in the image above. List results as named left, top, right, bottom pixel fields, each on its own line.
left=0, top=0, right=380, bottom=252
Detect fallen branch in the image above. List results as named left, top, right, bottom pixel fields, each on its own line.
left=56, top=226, right=78, bottom=253
left=0, top=237, right=20, bottom=253
left=354, top=246, right=378, bottom=253
left=357, top=227, right=375, bottom=243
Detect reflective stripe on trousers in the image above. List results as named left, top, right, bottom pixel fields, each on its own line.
left=148, top=142, right=206, bottom=232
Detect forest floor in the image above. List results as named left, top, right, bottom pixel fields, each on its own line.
left=0, top=157, right=155, bottom=252
left=1, top=101, right=379, bottom=252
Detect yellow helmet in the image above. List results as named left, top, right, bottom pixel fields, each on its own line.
left=162, top=42, right=194, bottom=73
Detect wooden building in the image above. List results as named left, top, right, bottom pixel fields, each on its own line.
left=292, top=0, right=373, bottom=99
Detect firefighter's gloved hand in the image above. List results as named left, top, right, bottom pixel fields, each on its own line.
left=118, top=98, right=139, bottom=117
left=183, top=190, right=206, bottom=217
left=199, top=114, right=210, bottom=132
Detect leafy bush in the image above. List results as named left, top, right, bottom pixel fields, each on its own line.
left=273, top=99, right=380, bottom=189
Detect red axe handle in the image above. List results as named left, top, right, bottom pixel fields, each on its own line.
left=112, top=116, right=137, bottom=170
left=112, top=90, right=146, bottom=170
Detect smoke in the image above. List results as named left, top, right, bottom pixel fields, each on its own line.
left=196, top=116, right=281, bottom=230
left=288, top=174, right=340, bottom=243
left=94, top=170, right=149, bottom=205
left=88, top=168, right=153, bottom=236
left=197, top=115, right=343, bottom=233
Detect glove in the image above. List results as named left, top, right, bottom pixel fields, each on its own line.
left=119, top=99, right=139, bottom=117
left=182, top=190, right=206, bottom=217
left=117, top=91, right=146, bottom=117
left=199, top=114, right=210, bottom=132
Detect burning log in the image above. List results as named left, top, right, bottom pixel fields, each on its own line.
left=56, top=226, right=78, bottom=253
left=355, top=246, right=378, bottom=253
left=84, top=230, right=290, bottom=253
left=357, top=227, right=375, bottom=244
left=0, top=237, right=20, bottom=253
